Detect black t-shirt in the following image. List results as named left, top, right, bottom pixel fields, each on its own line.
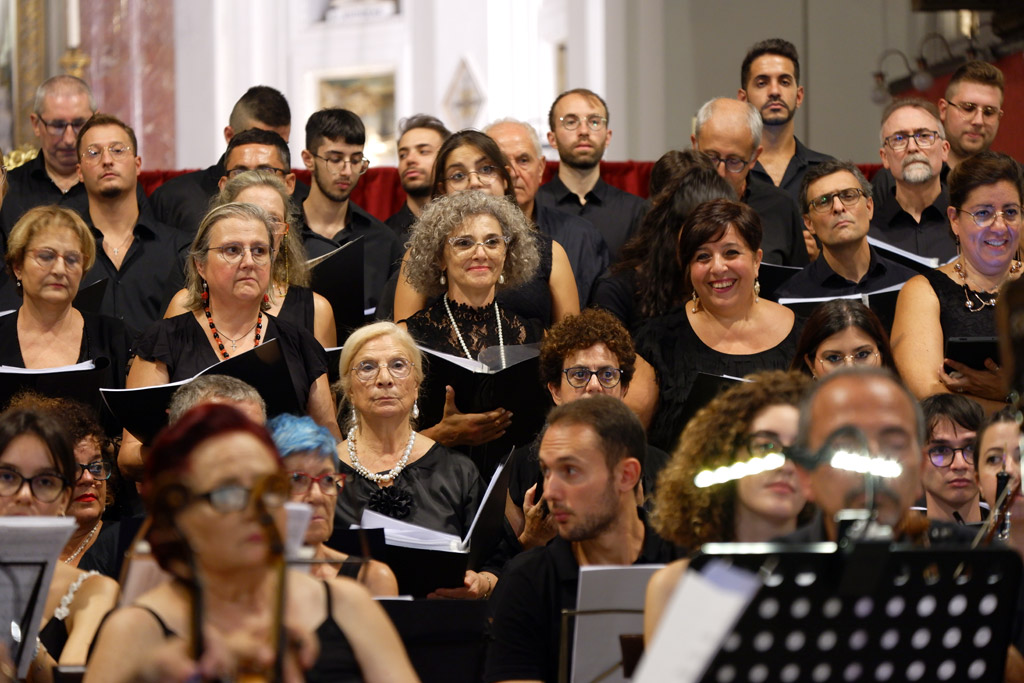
left=536, top=176, right=647, bottom=261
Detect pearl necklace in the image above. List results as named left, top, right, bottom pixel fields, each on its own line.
left=346, top=427, right=416, bottom=483
left=443, top=293, right=506, bottom=369
left=64, top=521, right=100, bottom=564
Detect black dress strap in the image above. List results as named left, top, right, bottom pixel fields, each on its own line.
left=135, top=605, right=178, bottom=638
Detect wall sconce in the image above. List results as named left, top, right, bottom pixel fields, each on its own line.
left=871, top=49, right=916, bottom=105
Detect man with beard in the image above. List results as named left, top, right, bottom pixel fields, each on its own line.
left=868, top=98, right=954, bottom=261
left=76, top=114, right=188, bottom=337
left=385, top=114, right=450, bottom=242
left=939, top=61, right=1005, bottom=171
left=536, top=88, right=647, bottom=260
left=484, top=395, right=681, bottom=683
left=301, top=108, right=402, bottom=313
left=737, top=38, right=832, bottom=205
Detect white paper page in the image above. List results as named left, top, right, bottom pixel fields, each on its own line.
left=778, top=292, right=865, bottom=306
left=0, top=359, right=96, bottom=373
left=863, top=281, right=908, bottom=296
left=571, top=565, right=663, bottom=683
left=633, top=560, right=760, bottom=683
left=358, top=509, right=464, bottom=550
left=866, top=236, right=941, bottom=267
left=418, top=345, right=489, bottom=373
left=461, top=461, right=505, bottom=546
left=284, top=502, right=313, bottom=560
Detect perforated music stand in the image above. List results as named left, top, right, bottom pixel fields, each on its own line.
left=690, top=541, right=1022, bottom=682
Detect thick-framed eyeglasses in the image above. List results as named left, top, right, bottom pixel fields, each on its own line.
left=445, top=166, right=499, bottom=189
left=883, top=130, right=940, bottom=151
left=807, top=188, right=868, bottom=214
left=955, top=206, right=1022, bottom=229
left=703, top=153, right=754, bottom=174
left=816, top=349, right=879, bottom=370
left=226, top=166, right=286, bottom=179
left=745, top=431, right=793, bottom=459
left=194, top=476, right=289, bottom=514
left=288, top=471, right=345, bottom=496
left=947, top=100, right=1003, bottom=120
left=447, top=235, right=509, bottom=254
left=352, top=358, right=414, bottom=382
left=0, top=468, right=68, bottom=502
left=562, top=366, right=622, bottom=389
left=27, top=248, right=84, bottom=270
left=81, top=143, right=133, bottom=164
left=927, top=444, right=975, bottom=468
left=36, top=115, right=88, bottom=137
left=559, top=115, right=608, bottom=131
left=310, top=153, right=370, bottom=175
left=75, top=461, right=113, bottom=481
left=207, top=243, right=273, bottom=266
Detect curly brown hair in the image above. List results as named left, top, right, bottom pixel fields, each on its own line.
left=539, top=309, right=636, bottom=390
left=651, top=370, right=811, bottom=548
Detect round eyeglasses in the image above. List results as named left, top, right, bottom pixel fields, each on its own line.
left=926, top=444, right=975, bottom=468
left=310, top=153, right=370, bottom=175
left=955, top=206, right=1021, bottom=229
left=26, top=248, right=84, bottom=270
left=559, top=115, right=607, bottom=131
left=703, top=153, right=753, bottom=174
left=288, top=471, right=345, bottom=496
left=194, top=476, right=289, bottom=514
left=947, top=100, right=1002, bottom=121
left=445, top=166, right=500, bottom=189
left=0, top=468, right=68, bottom=503
left=81, top=143, right=133, bottom=164
left=207, top=243, right=273, bottom=266
left=562, top=366, right=622, bottom=389
left=352, top=359, right=414, bottom=383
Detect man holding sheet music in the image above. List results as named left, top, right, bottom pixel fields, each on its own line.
left=776, top=160, right=915, bottom=299
left=484, top=396, right=682, bottom=683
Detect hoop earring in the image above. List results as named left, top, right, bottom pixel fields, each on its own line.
left=690, top=291, right=700, bottom=313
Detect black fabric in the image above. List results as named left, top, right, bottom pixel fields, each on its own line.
left=775, top=246, right=917, bottom=299
left=277, top=285, right=316, bottom=336
left=483, top=508, right=683, bottom=683
left=589, top=269, right=640, bottom=331
left=742, top=176, right=809, bottom=266
left=37, top=613, right=70, bottom=662
left=335, top=442, right=484, bottom=537
left=336, top=556, right=363, bottom=579
left=777, top=510, right=978, bottom=545
left=401, top=296, right=541, bottom=359
left=306, top=581, right=363, bottom=683
left=385, top=202, right=417, bottom=244
left=495, top=232, right=554, bottom=329
left=919, top=268, right=997, bottom=340
left=535, top=204, right=609, bottom=306
left=868, top=182, right=956, bottom=261
left=79, top=517, right=143, bottom=580
left=749, top=137, right=835, bottom=204
left=0, top=154, right=90, bottom=237
left=636, top=307, right=802, bottom=452
left=871, top=164, right=951, bottom=207
left=133, top=312, right=327, bottom=409
left=536, top=176, right=647, bottom=260
left=0, top=309, right=132, bottom=389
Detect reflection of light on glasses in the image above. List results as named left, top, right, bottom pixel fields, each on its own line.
left=694, top=453, right=785, bottom=488
left=829, top=449, right=902, bottom=478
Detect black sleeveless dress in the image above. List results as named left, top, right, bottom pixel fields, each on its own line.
left=919, top=268, right=997, bottom=339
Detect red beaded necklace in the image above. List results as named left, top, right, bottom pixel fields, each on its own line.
left=202, top=290, right=263, bottom=359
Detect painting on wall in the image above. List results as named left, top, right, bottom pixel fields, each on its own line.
left=318, top=71, right=396, bottom=166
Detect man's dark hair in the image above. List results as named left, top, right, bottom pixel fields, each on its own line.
left=948, top=150, right=1023, bottom=211
left=544, top=394, right=645, bottom=474
left=229, top=85, right=291, bottom=131
left=399, top=114, right=451, bottom=140
left=740, top=38, right=800, bottom=88
left=547, top=88, right=610, bottom=132
left=798, top=158, right=872, bottom=214
left=945, top=60, right=1004, bottom=100
left=224, top=128, right=291, bottom=170
left=75, top=112, right=138, bottom=158
left=920, top=394, right=984, bottom=442
left=305, top=108, right=365, bottom=152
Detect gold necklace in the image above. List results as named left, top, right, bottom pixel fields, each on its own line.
left=953, top=259, right=1022, bottom=312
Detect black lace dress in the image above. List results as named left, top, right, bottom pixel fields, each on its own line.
left=401, top=296, right=541, bottom=359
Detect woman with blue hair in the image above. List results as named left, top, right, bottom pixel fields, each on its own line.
left=269, top=413, right=398, bottom=596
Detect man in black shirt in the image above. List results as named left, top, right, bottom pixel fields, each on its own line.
left=385, top=114, right=450, bottom=242
left=486, top=118, right=609, bottom=304
left=691, top=97, right=809, bottom=266
left=300, top=108, right=402, bottom=314
left=777, top=160, right=915, bottom=299
left=75, top=114, right=188, bottom=339
left=485, top=396, right=681, bottom=683
left=536, top=88, right=646, bottom=260
left=0, top=76, right=96, bottom=236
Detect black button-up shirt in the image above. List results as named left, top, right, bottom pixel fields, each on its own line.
left=868, top=183, right=956, bottom=262
left=385, top=203, right=416, bottom=245
left=0, top=153, right=90, bottom=238
left=535, top=204, right=609, bottom=304
left=536, top=175, right=647, bottom=261
left=742, top=176, right=810, bottom=266
left=775, top=245, right=917, bottom=299
left=749, top=137, right=834, bottom=204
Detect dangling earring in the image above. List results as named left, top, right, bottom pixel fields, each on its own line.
left=753, top=278, right=761, bottom=303
left=201, top=280, right=209, bottom=302
left=282, top=239, right=290, bottom=285
left=263, top=293, right=270, bottom=307
left=690, top=291, right=700, bottom=313
left=439, top=271, right=446, bottom=286
left=15, top=279, right=21, bottom=291
left=498, top=273, right=505, bottom=285
left=412, top=401, right=420, bottom=419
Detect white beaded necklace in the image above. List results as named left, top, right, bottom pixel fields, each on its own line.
left=64, top=521, right=100, bottom=564
left=443, top=293, right=506, bottom=369
left=346, top=427, right=416, bottom=483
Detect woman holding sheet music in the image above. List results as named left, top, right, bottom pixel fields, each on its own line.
left=0, top=206, right=131, bottom=389
left=891, top=151, right=1022, bottom=412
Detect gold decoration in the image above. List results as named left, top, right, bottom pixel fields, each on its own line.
left=59, top=47, right=91, bottom=79
left=3, top=144, right=40, bottom=170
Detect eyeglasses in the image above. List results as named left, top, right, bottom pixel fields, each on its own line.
left=807, top=188, right=868, bottom=214
left=0, top=467, right=68, bottom=503
left=75, top=461, right=113, bottom=481
left=36, top=115, right=88, bottom=137
left=947, top=100, right=1003, bottom=121
left=207, top=243, right=273, bottom=266
left=194, top=476, right=289, bottom=514
left=883, top=130, right=940, bottom=151
left=703, top=153, right=754, bottom=174
left=562, top=366, right=622, bottom=389
left=352, top=358, right=414, bottom=382
left=445, top=166, right=500, bottom=189
left=816, top=349, right=880, bottom=370
left=447, top=235, right=509, bottom=254
left=81, top=143, right=133, bottom=164
left=27, top=248, right=84, bottom=270
left=927, top=444, right=975, bottom=468
left=955, top=206, right=1022, bottom=229
left=559, top=115, right=608, bottom=131
left=226, top=166, right=287, bottom=179
left=287, top=471, right=345, bottom=496
left=310, top=153, right=370, bottom=174
left=745, top=432, right=793, bottom=459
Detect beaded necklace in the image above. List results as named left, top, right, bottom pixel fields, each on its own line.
left=203, top=298, right=263, bottom=359
left=346, top=427, right=416, bottom=484
left=442, top=294, right=506, bottom=369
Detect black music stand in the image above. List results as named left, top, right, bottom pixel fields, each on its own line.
left=687, top=542, right=1021, bottom=683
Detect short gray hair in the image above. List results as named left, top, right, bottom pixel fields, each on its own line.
left=694, top=98, right=763, bottom=150
left=484, top=118, right=543, bottom=158
left=403, top=191, right=540, bottom=298
left=33, top=75, right=96, bottom=114
left=168, top=375, right=267, bottom=423
left=878, top=97, right=946, bottom=145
